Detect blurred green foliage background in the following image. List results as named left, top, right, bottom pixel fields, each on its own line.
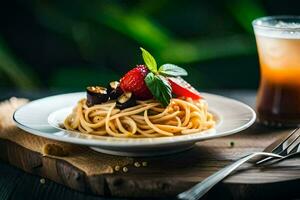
left=0, top=0, right=298, bottom=92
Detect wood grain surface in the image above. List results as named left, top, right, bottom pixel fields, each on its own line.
left=0, top=124, right=299, bottom=199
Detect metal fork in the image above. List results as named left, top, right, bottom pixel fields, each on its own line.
left=257, top=128, right=300, bottom=165
left=177, top=128, right=300, bottom=200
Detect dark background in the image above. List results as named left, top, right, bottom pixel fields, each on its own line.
left=0, top=0, right=299, bottom=92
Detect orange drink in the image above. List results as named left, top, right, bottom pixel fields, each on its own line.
left=253, top=16, right=300, bottom=126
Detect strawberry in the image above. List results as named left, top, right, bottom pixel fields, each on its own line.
left=120, top=65, right=153, bottom=100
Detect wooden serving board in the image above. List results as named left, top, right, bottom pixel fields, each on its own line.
left=1, top=124, right=300, bottom=199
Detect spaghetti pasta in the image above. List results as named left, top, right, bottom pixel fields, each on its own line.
left=64, top=98, right=215, bottom=138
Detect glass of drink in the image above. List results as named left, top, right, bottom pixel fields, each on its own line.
left=253, top=16, right=300, bottom=127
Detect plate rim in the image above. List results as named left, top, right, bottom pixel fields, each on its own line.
left=13, top=92, right=256, bottom=147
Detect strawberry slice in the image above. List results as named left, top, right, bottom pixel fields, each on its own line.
left=120, top=65, right=153, bottom=100
left=168, top=77, right=202, bottom=99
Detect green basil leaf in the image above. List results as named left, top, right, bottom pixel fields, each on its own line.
left=140, top=47, right=157, bottom=73
left=145, top=72, right=171, bottom=107
left=158, top=64, right=188, bottom=76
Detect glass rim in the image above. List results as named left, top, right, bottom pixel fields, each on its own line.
left=252, top=15, right=300, bottom=31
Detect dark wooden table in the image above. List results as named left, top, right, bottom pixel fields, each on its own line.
left=1, top=90, right=299, bottom=200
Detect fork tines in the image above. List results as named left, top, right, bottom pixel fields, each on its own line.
left=257, top=128, right=300, bottom=165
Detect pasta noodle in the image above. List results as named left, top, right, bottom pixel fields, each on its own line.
left=64, top=98, right=215, bottom=138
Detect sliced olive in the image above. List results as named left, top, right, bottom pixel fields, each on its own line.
left=86, top=86, right=109, bottom=106
left=116, top=92, right=136, bottom=109
left=107, top=81, right=123, bottom=99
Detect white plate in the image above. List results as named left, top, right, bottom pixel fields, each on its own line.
left=13, top=92, right=256, bottom=157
